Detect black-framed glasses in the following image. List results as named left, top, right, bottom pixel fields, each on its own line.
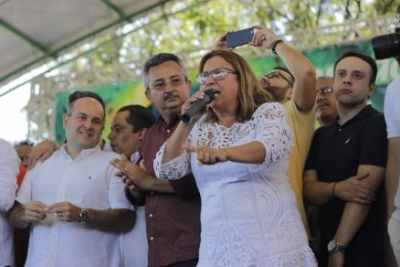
left=196, top=68, right=237, bottom=85
left=264, top=71, right=293, bottom=87
left=316, top=87, right=333, bottom=96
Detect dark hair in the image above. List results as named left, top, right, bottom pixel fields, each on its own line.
left=117, top=105, right=156, bottom=132
left=142, top=53, right=188, bottom=90
left=67, top=91, right=106, bottom=118
left=317, top=76, right=333, bottom=81
left=273, top=66, right=295, bottom=86
left=15, top=139, right=34, bottom=148
left=199, top=50, right=273, bottom=122
left=333, top=51, right=377, bottom=84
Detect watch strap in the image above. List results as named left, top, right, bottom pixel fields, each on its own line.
left=270, top=39, right=284, bottom=55
left=328, top=239, right=346, bottom=253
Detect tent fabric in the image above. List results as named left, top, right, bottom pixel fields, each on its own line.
left=0, top=0, right=169, bottom=87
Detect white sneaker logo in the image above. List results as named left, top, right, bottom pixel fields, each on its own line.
left=345, top=138, right=351, bottom=144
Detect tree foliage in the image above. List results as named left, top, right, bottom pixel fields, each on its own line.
left=56, top=0, right=398, bottom=86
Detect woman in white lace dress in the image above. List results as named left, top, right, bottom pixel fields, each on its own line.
left=154, top=50, right=316, bottom=267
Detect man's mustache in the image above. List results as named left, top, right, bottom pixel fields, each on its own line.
left=164, top=91, right=180, bottom=101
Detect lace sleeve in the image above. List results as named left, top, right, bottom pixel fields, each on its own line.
left=253, top=103, right=293, bottom=165
left=153, top=142, right=192, bottom=180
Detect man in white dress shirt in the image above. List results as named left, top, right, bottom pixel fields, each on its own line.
left=108, top=104, right=155, bottom=267
left=0, top=138, right=19, bottom=267
left=9, top=91, right=135, bottom=267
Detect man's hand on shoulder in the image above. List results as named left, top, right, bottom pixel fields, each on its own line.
left=28, top=140, right=58, bottom=169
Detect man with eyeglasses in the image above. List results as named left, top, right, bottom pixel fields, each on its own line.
left=108, top=105, right=155, bottom=267
left=260, top=30, right=317, bottom=240
left=316, top=76, right=338, bottom=127
left=111, top=53, right=201, bottom=267
left=255, top=27, right=317, bottom=238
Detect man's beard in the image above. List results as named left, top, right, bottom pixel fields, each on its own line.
left=262, top=85, right=288, bottom=102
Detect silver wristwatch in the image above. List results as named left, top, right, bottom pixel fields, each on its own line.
left=78, top=209, right=89, bottom=224
left=327, top=239, right=346, bottom=253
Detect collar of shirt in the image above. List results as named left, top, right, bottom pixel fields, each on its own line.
left=335, top=104, right=375, bottom=128
left=157, top=115, right=181, bottom=131
left=60, top=144, right=101, bottom=160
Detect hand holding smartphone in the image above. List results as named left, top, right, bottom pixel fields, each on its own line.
left=226, top=27, right=254, bottom=48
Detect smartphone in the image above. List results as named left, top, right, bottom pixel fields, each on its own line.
left=226, top=28, right=254, bottom=48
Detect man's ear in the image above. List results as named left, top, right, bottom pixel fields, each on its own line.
left=368, top=83, right=376, bottom=97
left=285, top=88, right=293, bottom=101
left=62, top=114, right=69, bottom=129
left=145, top=89, right=151, bottom=102
left=137, top=128, right=147, bottom=142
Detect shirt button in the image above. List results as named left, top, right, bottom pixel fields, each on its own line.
left=150, top=237, right=154, bottom=241
left=167, top=129, right=170, bottom=133
left=149, top=214, right=153, bottom=218
left=150, top=191, right=154, bottom=195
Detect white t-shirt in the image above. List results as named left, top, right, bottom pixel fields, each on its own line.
left=16, top=145, right=132, bottom=267
left=384, top=76, right=400, bottom=221
left=0, top=138, right=19, bottom=267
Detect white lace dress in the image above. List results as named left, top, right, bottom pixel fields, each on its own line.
left=154, top=103, right=317, bottom=267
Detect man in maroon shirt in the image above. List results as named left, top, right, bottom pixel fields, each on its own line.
left=113, top=53, right=201, bottom=267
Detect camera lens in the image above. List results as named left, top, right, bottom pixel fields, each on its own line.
left=372, top=33, right=400, bottom=60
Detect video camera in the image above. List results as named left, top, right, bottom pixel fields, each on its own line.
left=371, top=6, right=400, bottom=60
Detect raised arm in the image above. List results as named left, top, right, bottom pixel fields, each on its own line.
left=251, top=25, right=316, bottom=111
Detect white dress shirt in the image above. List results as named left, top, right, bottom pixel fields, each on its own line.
left=385, top=76, right=400, bottom=221
left=16, top=145, right=132, bottom=267
left=0, top=138, right=19, bottom=267
left=119, top=151, right=148, bottom=267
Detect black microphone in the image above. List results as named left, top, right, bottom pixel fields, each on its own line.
left=181, top=90, right=219, bottom=123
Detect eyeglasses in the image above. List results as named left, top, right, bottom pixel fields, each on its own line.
left=196, top=68, right=237, bottom=85
left=316, top=87, right=333, bottom=96
left=150, top=76, right=185, bottom=91
left=264, top=71, right=293, bottom=87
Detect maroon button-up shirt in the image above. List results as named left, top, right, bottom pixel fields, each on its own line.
left=139, top=115, right=201, bottom=267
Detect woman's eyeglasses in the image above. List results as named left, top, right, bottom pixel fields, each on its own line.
left=264, top=71, right=294, bottom=87
left=196, top=68, right=237, bottom=85
left=316, top=87, right=333, bottom=96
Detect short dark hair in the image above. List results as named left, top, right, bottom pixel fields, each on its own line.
left=117, top=105, right=155, bottom=133
left=142, top=53, right=188, bottom=90
left=67, top=91, right=106, bottom=118
left=334, top=51, right=377, bottom=84
left=15, top=139, right=34, bottom=148
left=273, top=66, right=295, bottom=86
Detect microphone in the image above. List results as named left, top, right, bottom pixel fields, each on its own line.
left=181, top=90, right=219, bottom=123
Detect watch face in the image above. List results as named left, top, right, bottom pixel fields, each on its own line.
left=327, top=240, right=336, bottom=251
left=79, top=210, right=88, bottom=223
